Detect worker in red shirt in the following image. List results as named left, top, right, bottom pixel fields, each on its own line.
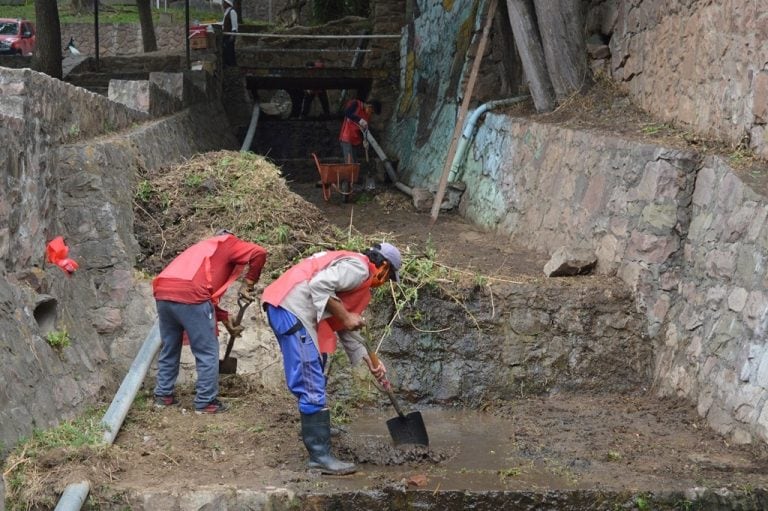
left=152, top=229, right=267, bottom=414
left=339, top=98, right=381, bottom=164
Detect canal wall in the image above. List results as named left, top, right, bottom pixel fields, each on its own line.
left=384, top=0, right=768, bottom=443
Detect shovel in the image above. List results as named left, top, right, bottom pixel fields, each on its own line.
left=219, top=297, right=250, bottom=374
left=369, top=352, right=429, bottom=447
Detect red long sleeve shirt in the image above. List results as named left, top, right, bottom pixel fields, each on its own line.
left=153, top=234, right=266, bottom=320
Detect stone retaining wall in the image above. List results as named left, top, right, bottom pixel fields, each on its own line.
left=60, top=22, right=187, bottom=57
left=384, top=0, right=768, bottom=445
left=608, top=0, right=768, bottom=159
left=458, top=114, right=768, bottom=444
left=0, top=66, right=237, bottom=457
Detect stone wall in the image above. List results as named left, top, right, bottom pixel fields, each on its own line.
left=457, top=114, right=768, bottom=444
left=60, top=22, right=187, bottom=57
left=383, top=0, right=768, bottom=444
left=380, top=276, right=650, bottom=403
left=608, top=0, right=768, bottom=159
left=0, top=66, right=237, bottom=457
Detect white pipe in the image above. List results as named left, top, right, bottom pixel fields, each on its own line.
left=361, top=129, right=404, bottom=189
left=241, top=104, right=260, bottom=152
left=447, top=96, right=529, bottom=182
left=54, top=482, right=90, bottom=511
left=54, top=321, right=162, bottom=510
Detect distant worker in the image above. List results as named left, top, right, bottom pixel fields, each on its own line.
left=261, top=242, right=402, bottom=475
left=301, top=59, right=331, bottom=119
left=153, top=229, right=266, bottom=414
left=339, top=98, right=381, bottom=190
left=221, top=0, right=238, bottom=66
left=338, top=98, right=381, bottom=164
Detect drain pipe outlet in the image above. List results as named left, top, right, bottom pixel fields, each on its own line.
left=447, top=95, right=529, bottom=182
left=54, top=321, right=162, bottom=511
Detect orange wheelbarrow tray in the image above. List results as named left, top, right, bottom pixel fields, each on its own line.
left=312, top=153, right=360, bottom=202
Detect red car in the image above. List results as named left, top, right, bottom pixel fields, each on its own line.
left=0, top=18, right=36, bottom=56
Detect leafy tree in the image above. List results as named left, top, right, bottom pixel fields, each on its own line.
left=32, top=0, right=63, bottom=79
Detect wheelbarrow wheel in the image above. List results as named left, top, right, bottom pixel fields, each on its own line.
left=340, top=181, right=352, bottom=203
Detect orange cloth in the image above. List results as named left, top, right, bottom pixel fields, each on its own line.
left=46, top=236, right=79, bottom=275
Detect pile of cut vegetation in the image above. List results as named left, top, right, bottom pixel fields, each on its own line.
left=133, top=151, right=346, bottom=277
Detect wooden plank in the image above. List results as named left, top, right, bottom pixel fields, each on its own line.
left=430, top=0, right=498, bottom=223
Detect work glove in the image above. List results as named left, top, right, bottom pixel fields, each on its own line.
left=358, top=119, right=368, bottom=130
left=238, top=281, right=255, bottom=303
left=223, top=317, right=244, bottom=338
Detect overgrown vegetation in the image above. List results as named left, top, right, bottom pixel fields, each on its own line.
left=45, top=328, right=71, bottom=350
left=3, top=408, right=108, bottom=510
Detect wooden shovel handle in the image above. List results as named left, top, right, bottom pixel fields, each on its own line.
left=223, top=299, right=251, bottom=360
left=369, top=351, right=406, bottom=418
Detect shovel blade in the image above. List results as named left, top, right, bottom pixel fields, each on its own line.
left=219, top=356, right=238, bottom=374
left=386, top=411, right=429, bottom=447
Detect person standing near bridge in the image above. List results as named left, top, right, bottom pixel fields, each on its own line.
left=221, top=0, right=238, bottom=66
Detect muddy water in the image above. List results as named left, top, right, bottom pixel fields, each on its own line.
left=331, top=407, right=575, bottom=492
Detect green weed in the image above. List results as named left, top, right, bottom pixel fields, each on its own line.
left=67, top=124, right=80, bottom=140
left=730, top=146, right=754, bottom=166
left=136, top=179, right=154, bottom=202
left=45, top=329, right=70, bottom=350
left=185, top=173, right=204, bottom=188
left=497, top=467, right=522, bottom=479
left=634, top=494, right=651, bottom=511
left=640, top=123, right=670, bottom=135
left=606, top=450, right=622, bottom=461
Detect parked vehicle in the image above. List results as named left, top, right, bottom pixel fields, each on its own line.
left=0, top=18, right=36, bottom=56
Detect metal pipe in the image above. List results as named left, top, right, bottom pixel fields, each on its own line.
left=241, top=104, right=261, bottom=152
left=102, top=321, right=162, bottom=444
left=54, top=482, right=90, bottom=511
left=361, top=130, right=402, bottom=188
left=447, top=96, right=529, bottom=182
left=54, top=321, right=162, bottom=510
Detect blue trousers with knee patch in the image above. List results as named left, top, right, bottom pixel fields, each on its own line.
left=265, top=304, right=326, bottom=414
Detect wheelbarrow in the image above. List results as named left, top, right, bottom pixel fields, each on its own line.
left=312, top=153, right=359, bottom=203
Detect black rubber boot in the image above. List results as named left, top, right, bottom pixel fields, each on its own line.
left=300, top=409, right=356, bottom=475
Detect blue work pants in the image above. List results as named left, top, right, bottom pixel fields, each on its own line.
left=265, top=304, right=326, bottom=414
left=154, top=300, right=219, bottom=409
